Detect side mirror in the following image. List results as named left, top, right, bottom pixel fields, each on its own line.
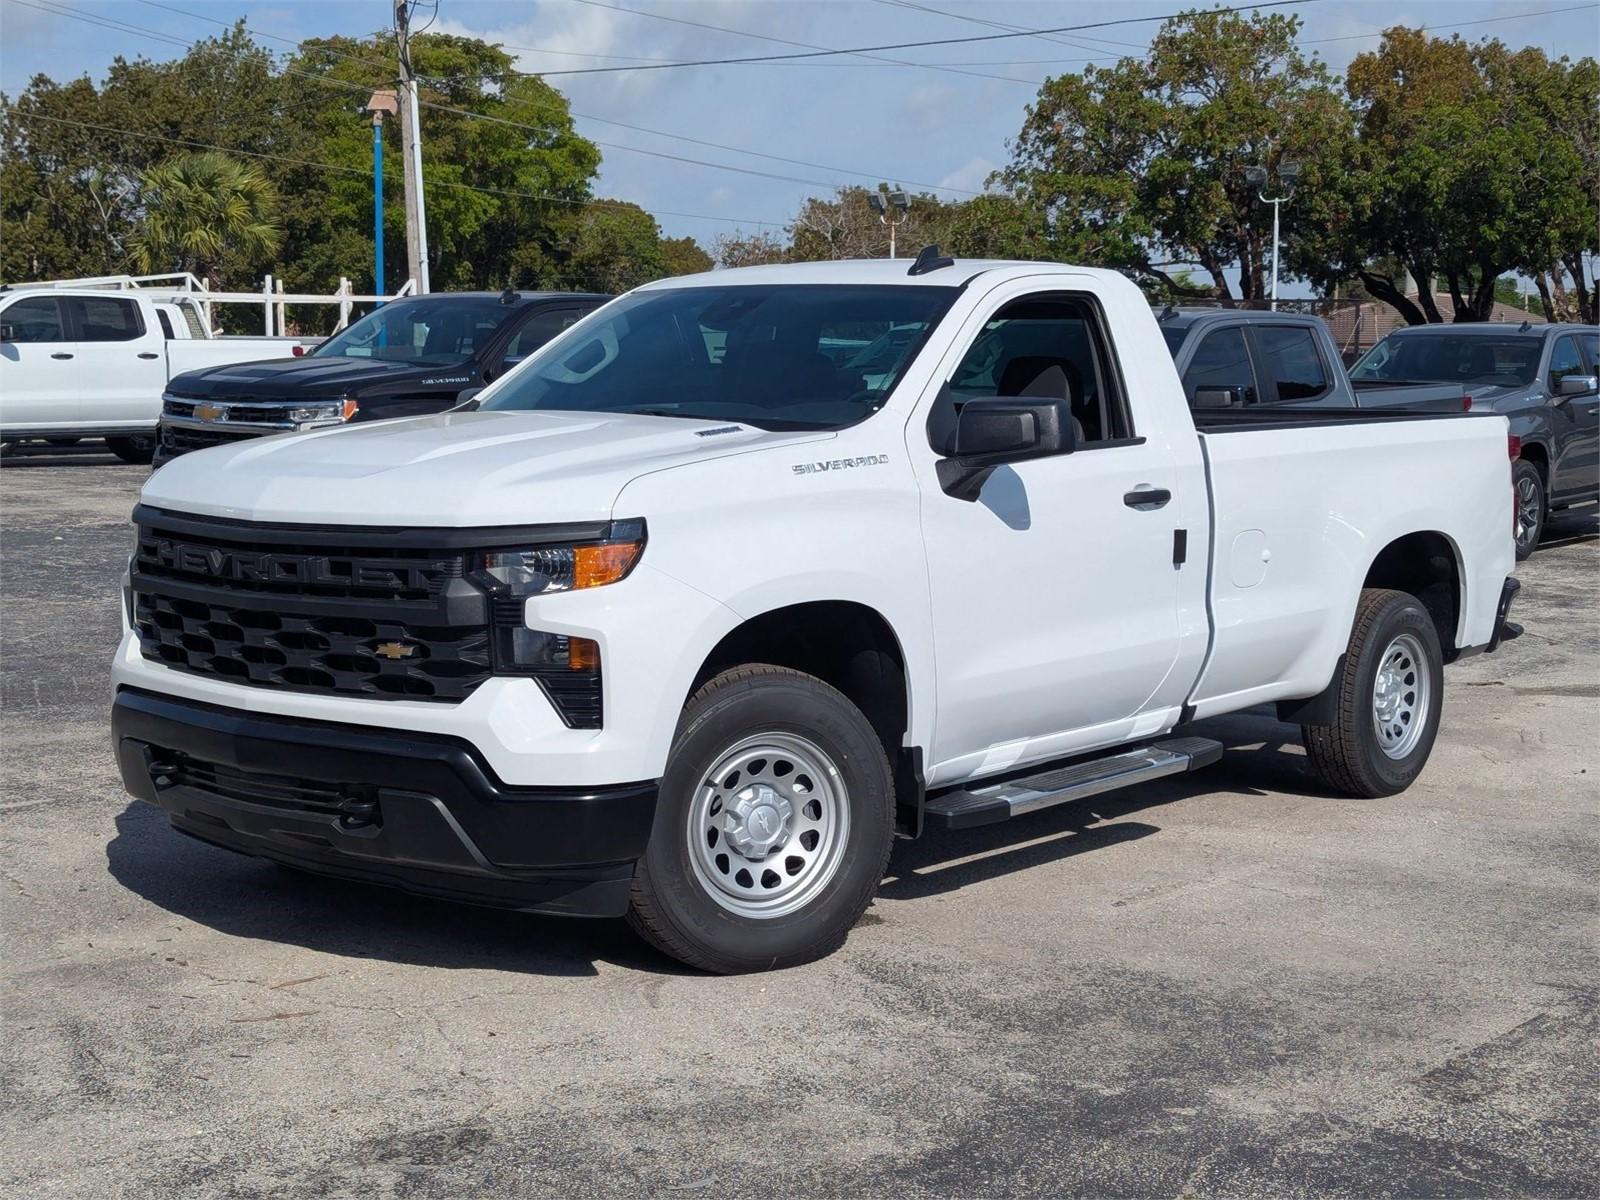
left=0, top=324, right=15, bottom=343
left=1192, top=386, right=1242, bottom=409
left=936, top=396, right=1071, bottom=502
left=1557, top=374, right=1597, bottom=398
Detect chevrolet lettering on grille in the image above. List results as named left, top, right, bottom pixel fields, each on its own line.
left=149, top=538, right=433, bottom=591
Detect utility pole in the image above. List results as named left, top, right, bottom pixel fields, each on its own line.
left=364, top=90, right=399, bottom=299
left=394, top=1, right=430, bottom=292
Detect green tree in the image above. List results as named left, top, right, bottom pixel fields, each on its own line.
left=129, top=152, right=282, bottom=286
left=1001, top=8, right=1352, bottom=301
left=548, top=202, right=668, bottom=293
left=787, top=185, right=954, bottom=261
left=1294, top=31, right=1596, bottom=323
left=660, top=235, right=712, bottom=277
left=711, top=230, right=788, bottom=268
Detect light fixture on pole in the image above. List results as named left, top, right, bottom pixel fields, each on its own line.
left=1246, top=159, right=1299, bottom=311
left=867, top=186, right=912, bottom=259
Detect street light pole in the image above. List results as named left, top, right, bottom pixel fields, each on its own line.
left=364, top=90, right=399, bottom=300
left=868, top=186, right=912, bottom=259
left=1246, top=159, right=1299, bottom=311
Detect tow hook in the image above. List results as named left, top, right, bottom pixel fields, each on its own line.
left=337, top=797, right=381, bottom=831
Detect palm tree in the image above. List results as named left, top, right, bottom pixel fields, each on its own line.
left=130, top=152, right=282, bottom=288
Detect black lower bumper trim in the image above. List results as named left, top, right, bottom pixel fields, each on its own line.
left=113, top=687, right=657, bottom=917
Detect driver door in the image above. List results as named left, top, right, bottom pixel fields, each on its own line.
left=913, top=286, right=1191, bottom=784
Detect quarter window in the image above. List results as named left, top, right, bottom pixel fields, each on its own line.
left=1253, top=325, right=1329, bottom=402
left=1, top=296, right=68, bottom=342
left=68, top=296, right=145, bottom=342
left=503, top=307, right=584, bottom=367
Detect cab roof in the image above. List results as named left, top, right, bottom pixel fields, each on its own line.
left=635, top=257, right=1130, bottom=291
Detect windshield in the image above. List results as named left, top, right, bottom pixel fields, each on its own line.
left=313, top=297, right=518, bottom=367
left=1351, top=334, right=1542, bottom=387
left=480, top=284, right=956, bottom=430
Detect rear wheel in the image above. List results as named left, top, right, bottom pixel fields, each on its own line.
left=1513, top=459, right=1545, bottom=560
left=627, top=665, right=894, bottom=973
left=107, top=434, right=156, bottom=465
left=1302, top=588, right=1444, bottom=798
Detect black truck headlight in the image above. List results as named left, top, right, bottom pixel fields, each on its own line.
left=470, top=521, right=645, bottom=728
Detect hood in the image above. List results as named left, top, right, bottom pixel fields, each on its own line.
left=1466, top=383, right=1540, bottom=409
left=141, top=409, right=830, bottom=527
left=166, top=354, right=449, bottom=399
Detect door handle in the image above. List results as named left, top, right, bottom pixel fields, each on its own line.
left=1123, top=486, right=1172, bottom=511
left=50, top=352, right=73, bottom=360
left=137, top=352, right=160, bottom=360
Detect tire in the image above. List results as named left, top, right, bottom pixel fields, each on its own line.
left=1302, top=588, right=1444, bottom=798
left=107, top=435, right=156, bottom=465
left=627, top=664, right=895, bottom=973
left=1512, top=459, right=1545, bottom=561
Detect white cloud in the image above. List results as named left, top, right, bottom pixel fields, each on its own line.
left=938, top=157, right=996, bottom=195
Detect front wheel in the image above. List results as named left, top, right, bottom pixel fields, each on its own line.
left=627, top=665, right=895, bottom=973
left=1513, top=459, right=1545, bottom=560
left=1302, top=588, right=1444, bottom=798
left=106, top=434, right=156, bottom=465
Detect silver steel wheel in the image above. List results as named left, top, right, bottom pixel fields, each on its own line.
left=1372, top=632, right=1430, bottom=760
left=1515, top=474, right=1541, bottom=549
left=686, top=732, right=849, bottom=919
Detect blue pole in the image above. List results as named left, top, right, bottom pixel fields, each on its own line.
left=373, top=117, right=385, bottom=303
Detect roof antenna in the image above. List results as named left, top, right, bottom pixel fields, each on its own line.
left=1518, top=319, right=1532, bottom=331
left=907, top=244, right=955, bottom=276
left=1158, top=304, right=1178, bottom=322
left=499, top=284, right=520, bottom=305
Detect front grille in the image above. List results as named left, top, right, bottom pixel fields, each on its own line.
left=160, top=425, right=257, bottom=455
left=132, top=511, right=494, bottom=704
left=135, top=592, right=492, bottom=700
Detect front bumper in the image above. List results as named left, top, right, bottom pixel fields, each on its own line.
left=113, top=687, right=657, bottom=916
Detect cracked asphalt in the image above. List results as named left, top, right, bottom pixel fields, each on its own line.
left=2, top=443, right=1596, bottom=1198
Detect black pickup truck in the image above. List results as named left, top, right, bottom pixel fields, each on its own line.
left=155, top=290, right=608, bottom=465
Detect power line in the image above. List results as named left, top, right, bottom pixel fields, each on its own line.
left=0, top=108, right=786, bottom=228
left=870, top=0, right=1152, bottom=54
left=526, top=0, right=1317, bottom=77
left=130, top=0, right=395, bottom=73
left=554, top=0, right=1044, bottom=86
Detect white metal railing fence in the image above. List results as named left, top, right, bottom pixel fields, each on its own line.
left=8, top=273, right=417, bottom=335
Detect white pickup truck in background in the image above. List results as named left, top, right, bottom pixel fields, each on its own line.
left=113, top=255, right=1521, bottom=973
left=0, top=288, right=318, bottom=462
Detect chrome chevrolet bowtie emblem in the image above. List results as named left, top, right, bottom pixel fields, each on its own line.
left=193, top=403, right=226, bottom=422
left=373, top=642, right=417, bottom=660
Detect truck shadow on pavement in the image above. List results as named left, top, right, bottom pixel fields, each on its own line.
left=104, top=801, right=693, bottom=978
left=103, top=708, right=1325, bottom=975
left=882, top=708, right=1320, bottom=901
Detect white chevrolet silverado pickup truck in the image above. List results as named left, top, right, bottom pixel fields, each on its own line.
left=112, top=255, right=1522, bottom=972
left=0, top=288, right=316, bottom=462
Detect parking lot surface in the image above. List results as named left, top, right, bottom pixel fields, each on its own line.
left=2, top=445, right=1596, bottom=1198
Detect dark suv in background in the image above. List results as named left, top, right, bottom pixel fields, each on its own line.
left=1351, top=323, right=1599, bottom=557
left=155, top=290, right=608, bottom=465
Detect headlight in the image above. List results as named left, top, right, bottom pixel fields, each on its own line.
left=473, top=519, right=646, bottom=598
left=288, top=398, right=359, bottom=427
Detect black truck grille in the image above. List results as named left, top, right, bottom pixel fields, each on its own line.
left=131, top=510, right=494, bottom=704
left=159, top=425, right=256, bottom=455
left=134, top=592, right=492, bottom=700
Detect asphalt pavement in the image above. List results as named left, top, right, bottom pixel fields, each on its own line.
left=2, top=442, right=1596, bottom=1198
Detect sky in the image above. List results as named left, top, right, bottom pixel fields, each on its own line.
left=2, top=0, right=1598, bottom=284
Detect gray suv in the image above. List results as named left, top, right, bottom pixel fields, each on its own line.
left=1351, top=323, right=1599, bottom=558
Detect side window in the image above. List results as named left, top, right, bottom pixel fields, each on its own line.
left=1548, top=335, right=1585, bottom=392
left=503, top=307, right=583, bottom=366
left=1579, top=332, right=1598, bottom=372
left=0, top=296, right=68, bottom=343
left=156, top=309, right=176, bottom=339
left=1181, top=326, right=1254, bottom=405
left=945, top=295, right=1130, bottom=444
left=68, top=296, right=145, bottom=342
left=1252, top=324, right=1330, bottom=402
